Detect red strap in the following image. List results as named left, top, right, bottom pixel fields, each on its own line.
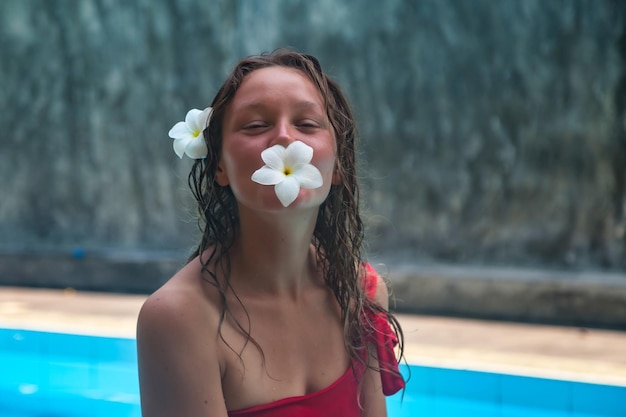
left=363, top=262, right=379, bottom=299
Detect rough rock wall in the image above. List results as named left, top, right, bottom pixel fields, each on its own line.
left=0, top=0, right=624, bottom=269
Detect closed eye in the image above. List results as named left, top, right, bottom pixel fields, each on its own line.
left=297, top=119, right=322, bottom=129
left=242, top=122, right=269, bottom=130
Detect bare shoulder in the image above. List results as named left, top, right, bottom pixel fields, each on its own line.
left=136, top=256, right=228, bottom=417
left=138, top=257, right=218, bottom=336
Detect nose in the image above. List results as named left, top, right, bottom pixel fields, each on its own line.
left=273, top=118, right=296, bottom=147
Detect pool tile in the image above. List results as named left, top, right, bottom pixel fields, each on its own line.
left=405, top=364, right=433, bottom=394
left=500, top=403, right=571, bottom=417
left=0, top=353, right=41, bottom=386
left=501, top=374, right=572, bottom=411
left=572, top=381, right=626, bottom=416
left=94, top=336, right=137, bottom=363
left=47, top=359, right=93, bottom=392
left=87, top=400, right=142, bottom=417
left=432, top=367, right=500, bottom=403
left=387, top=393, right=437, bottom=417
left=0, top=389, right=52, bottom=417
left=93, top=362, right=140, bottom=394
left=0, top=329, right=44, bottom=356
left=45, top=332, right=97, bottom=361
left=432, top=395, right=500, bottom=417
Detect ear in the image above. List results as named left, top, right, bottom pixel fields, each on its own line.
left=215, top=159, right=229, bottom=186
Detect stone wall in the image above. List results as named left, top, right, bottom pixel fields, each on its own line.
left=1, top=0, right=625, bottom=271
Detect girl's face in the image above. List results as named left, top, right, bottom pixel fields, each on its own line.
left=217, top=66, right=337, bottom=211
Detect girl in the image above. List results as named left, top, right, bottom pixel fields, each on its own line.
left=137, top=50, right=404, bottom=417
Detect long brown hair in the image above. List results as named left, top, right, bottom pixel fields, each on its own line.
left=187, top=49, right=404, bottom=381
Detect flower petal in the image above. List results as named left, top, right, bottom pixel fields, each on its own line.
left=284, top=141, right=313, bottom=166
left=184, top=136, right=208, bottom=159
left=198, top=107, right=212, bottom=127
left=173, top=137, right=191, bottom=159
left=261, top=145, right=286, bottom=171
left=168, top=121, right=192, bottom=139
left=185, top=109, right=204, bottom=130
left=292, top=164, right=323, bottom=189
left=274, top=176, right=300, bottom=207
left=252, top=166, right=285, bottom=185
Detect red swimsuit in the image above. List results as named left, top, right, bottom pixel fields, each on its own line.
left=227, top=263, right=405, bottom=417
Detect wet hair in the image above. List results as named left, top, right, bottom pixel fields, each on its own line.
left=187, top=49, right=403, bottom=384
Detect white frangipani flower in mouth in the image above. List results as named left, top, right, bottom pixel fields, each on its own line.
left=251, top=141, right=324, bottom=207
left=168, top=107, right=212, bottom=159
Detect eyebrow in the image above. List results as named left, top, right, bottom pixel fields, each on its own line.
left=237, top=100, right=322, bottom=112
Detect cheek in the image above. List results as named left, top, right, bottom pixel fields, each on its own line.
left=219, top=145, right=261, bottom=190
left=312, top=144, right=337, bottom=180
left=226, top=140, right=261, bottom=172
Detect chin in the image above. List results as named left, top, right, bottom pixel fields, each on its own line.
left=237, top=186, right=331, bottom=212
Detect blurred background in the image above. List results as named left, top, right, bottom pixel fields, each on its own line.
left=1, top=0, right=625, bottom=328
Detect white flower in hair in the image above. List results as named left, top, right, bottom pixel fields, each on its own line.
left=251, top=141, right=323, bottom=207
left=168, top=107, right=212, bottom=159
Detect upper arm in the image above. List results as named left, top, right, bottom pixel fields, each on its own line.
left=364, top=264, right=389, bottom=310
left=136, top=288, right=227, bottom=417
left=371, top=272, right=389, bottom=311
left=361, top=267, right=390, bottom=416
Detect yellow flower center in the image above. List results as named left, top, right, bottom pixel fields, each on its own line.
left=193, top=129, right=200, bottom=138
left=283, top=167, right=292, bottom=175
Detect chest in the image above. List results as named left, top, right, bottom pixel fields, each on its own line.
left=218, top=290, right=350, bottom=412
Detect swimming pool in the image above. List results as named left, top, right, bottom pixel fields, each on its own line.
left=1, top=328, right=624, bottom=417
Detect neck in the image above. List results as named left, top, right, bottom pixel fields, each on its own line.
left=228, top=206, right=320, bottom=296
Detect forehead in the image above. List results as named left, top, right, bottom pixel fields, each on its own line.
left=229, top=66, right=325, bottom=111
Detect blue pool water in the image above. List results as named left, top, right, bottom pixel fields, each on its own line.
left=1, top=328, right=624, bottom=417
